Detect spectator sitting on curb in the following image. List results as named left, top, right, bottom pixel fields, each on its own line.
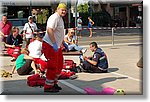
left=77, top=42, right=108, bottom=73
left=64, top=28, right=87, bottom=53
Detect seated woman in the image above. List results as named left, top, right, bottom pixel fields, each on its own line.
left=11, top=48, right=38, bottom=75
left=28, top=33, right=47, bottom=72
left=64, top=28, right=86, bottom=53
left=5, top=27, right=23, bottom=61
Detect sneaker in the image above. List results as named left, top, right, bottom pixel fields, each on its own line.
left=53, top=84, right=62, bottom=90
left=69, top=75, right=78, bottom=80
left=44, top=87, right=59, bottom=92
left=81, top=49, right=87, bottom=54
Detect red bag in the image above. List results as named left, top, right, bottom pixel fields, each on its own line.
left=63, top=60, right=76, bottom=69
left=59, top=69, right=75, bottom=79
left=27, top=74, right=46, bottom=87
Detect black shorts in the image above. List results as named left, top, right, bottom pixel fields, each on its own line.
left=17, top=59, right=33, bottom=75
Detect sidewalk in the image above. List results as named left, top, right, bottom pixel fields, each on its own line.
left=0, top=43, right=143, bottom=95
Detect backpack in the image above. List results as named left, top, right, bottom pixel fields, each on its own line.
left=27, top=74, right=46, bottom=87
left=59, top=69, right=76, bottom=79
left=63, top=60, right=76, bottom=69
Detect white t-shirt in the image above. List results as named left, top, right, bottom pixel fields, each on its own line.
left=77, top=18, right=82, bottom=27
left=43, top=12, right=64, bottom=48
left=28, top=40, right=42, bottom=58
left=23, top=22, right=38, bottom=38
left=64, top=34, right=76, bottom=45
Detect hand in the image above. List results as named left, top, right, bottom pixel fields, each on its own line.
left=83, top=56, right=88, bottom=60
left=11, top=45, right=15, bottom=48
left=52, top=42, right=58, bottom=52
left=63, top=42, right=69, bottom=51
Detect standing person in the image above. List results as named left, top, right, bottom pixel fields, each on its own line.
left=78, top=42, right=108, bottom=73
left=23, top=16, right=38, bottom=47
left=0, top=15, right=12, bottom=42
left=88, top=16, right=94, bottom=37
left=5, top=27, right=23, bottom=61
left=42, top=3, right=67, bottom=92
left=77, top=17, right=82, bottom=38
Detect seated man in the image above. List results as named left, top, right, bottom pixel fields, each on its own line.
left=77, top=42, right=108, bottom=73
left=5, top=27, right=23, bottom=61
left=64, top=28, right=86, bottom=53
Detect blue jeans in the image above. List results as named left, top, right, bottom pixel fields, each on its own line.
left=68, top=44, right=82, bottom=51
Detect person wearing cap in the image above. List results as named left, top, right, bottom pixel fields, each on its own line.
left=23, top=16, right=38, bottom=47
left=42, top=3, right=67, bottom=92
left=28, top=33, right=47, bottom=72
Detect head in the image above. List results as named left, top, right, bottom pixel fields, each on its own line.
left=88, top=16, right=91, bottom=20
left=28, top=16, right=33, bottom=23
left=89, top=42, right=98, bottom=52
left=20, top=48, right=29, bottom=55
left=35, top=33, right=45, bottom=41
left=12, top=27, right=19, bottom=38
left=57, top=3, right=67, bottom=17
left=68, top=28, right=75, bottom=37
left=2, top=15, right=7, bottom=23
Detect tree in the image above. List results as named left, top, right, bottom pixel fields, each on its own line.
left=77, top=3, right=88, bottom=13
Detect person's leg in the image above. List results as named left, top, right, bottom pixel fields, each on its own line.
left=68, top=44, right=76, bottom=51
left=42, top=41, right=59, bottom=92
left=74, top=45, right=83, bottom=52
left=31, top=61, right=38, bottom=74
left=11, top=47, right=21, bottom=59
left=54, top=49, right=63, bottom=90
left=17, top=59, right=33, bottom=75
left=89, top=28, right=92, bottom=37
left=26, top=38, right=31, bottom=47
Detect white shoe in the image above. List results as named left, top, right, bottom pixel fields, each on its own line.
left=81, top=49, right=87, bottom=54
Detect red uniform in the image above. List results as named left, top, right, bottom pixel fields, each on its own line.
left=42, top=41, right=63, bottom=89
left=7, top=47, right=21, bottom=59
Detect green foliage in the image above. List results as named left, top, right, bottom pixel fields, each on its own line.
left=77, top=3, right=88, bottom=13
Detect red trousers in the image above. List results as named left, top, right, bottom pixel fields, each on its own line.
left=42, top=41, right=63, bottom=89
left=33, top=58, right=48, bottom=71
left=7, top=47, right=21, bottom=59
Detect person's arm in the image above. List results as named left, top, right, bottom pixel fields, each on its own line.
left=24, top=54, right=34, bottom=60
left=5, top=43, right=15, bottom=48
left=47, top=28, right=56, bottom=44
left=0, top=31, right=4, bottom=36
left=90, top=19, right=94, bottom=25
left=84, top=57, right=97, bottom=66
left=11, top=63, right=16, bottom=74
left=64, top=36, right=73, bottom=45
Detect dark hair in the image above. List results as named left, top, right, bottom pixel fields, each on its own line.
left=90, top=42, right=98, bottom=48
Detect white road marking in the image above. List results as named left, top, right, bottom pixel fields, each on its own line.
left=59, top=80, right=86, bottom=94
left=111, top=72, right=141, bottom=82
left=59, top=71, right=141, bottom=94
